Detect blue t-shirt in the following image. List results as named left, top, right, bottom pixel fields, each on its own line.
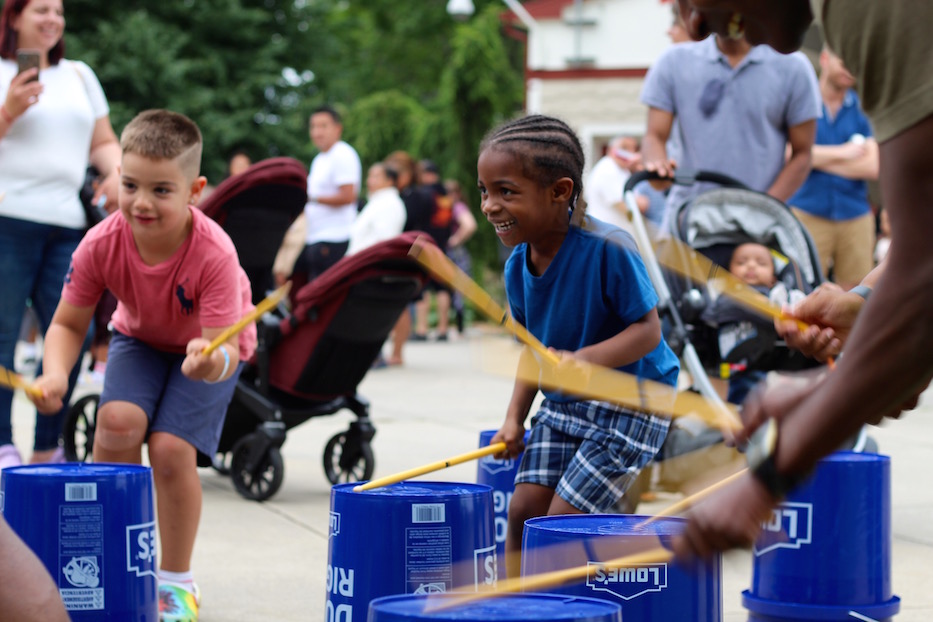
left=790, top=90, right=874, bottom=221
left=505, top=219, right=680, bottom=402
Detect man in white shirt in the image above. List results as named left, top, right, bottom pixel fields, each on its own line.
left=583, top=136, right=641, bottom=233
left=296, top=105, right=362, bottom=282
left=347, top=162, right=406, bottom=255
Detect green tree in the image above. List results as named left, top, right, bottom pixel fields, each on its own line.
left=62, top=0, right=525, bottom=274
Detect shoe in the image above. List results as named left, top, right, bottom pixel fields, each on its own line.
left=435, top=332, right=448, bottom=342
left=409, top=333, right=428, bottom=342
left=159, top=583, right=200, bottom=621
left=0, top=444, right=22, bottom=471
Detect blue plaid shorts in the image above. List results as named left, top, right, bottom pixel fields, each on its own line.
left=515, top=399, right=670, bottom=513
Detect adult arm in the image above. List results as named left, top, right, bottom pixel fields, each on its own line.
left=767, top=119, right=815, bottom=201
left=0, top=516, right=70, bottom=622
left=810, top=138, right=879, bottom=180
left=775, top=258, right=884, bottom=360
left=674, top=113, right=933, bottom=559
left=0, top=69, right=43, bottom=140
left=642, top=107, right=677, bottom=178
left=448, top=205, right=478, bottom=248
left=310, top=182, right=358, bottom=207
left=88, top=116, right=122, bottom=212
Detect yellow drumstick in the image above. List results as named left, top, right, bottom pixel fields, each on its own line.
left=409, top=238, right=560, bottom=366
left=413, top=236, right=740, bottom=430
left=353, top=442, right=508, bottom=492
left=0, top=365, right=43, bottom=399
left=652, top=236, right=810, bottom=333
left=428, top=546, right=673, bottom=610
left=478, top=343, right=741, bottom=431
left=202, top=282, right=291, bottom=356
left=637, top=467, right=749, bottom=528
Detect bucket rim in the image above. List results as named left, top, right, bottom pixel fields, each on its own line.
left=742, top=589, right=901, bottom=619
left=369, top=592, right=623, bottom=620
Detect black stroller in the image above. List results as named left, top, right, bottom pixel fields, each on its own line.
left=619, top=171, right=874, bottom=499
left=63, top=158, right=428, bottom=502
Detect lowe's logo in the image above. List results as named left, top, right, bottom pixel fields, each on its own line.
left=479, top=453, right=514, bottom=476
left=586, top=562, right=668, bottom=600
left=329, top=512, right=341, bottom=537
left=754, top=502, right=813, bottom=556
left=126, top=521, right=157, bottom=578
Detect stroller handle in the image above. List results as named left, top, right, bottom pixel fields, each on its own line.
left=623, top=169, right=748, bottom=194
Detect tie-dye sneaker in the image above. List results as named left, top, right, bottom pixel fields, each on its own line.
left=159, top=583, right=200, bottom=621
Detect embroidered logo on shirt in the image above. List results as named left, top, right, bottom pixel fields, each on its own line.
left=64, top=262, right=74, bottom=285
left=176, top=281, right=194, bottom=315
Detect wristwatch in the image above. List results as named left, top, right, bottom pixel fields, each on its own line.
left=745, top=418, right=808, bottom=499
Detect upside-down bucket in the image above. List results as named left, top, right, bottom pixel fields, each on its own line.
left=743, top=451, right=900, bottom=621
left=522, top=514, right=722, bottom=621
left=368, top=592, right=623, bottom=622
left=327, top=481, right=496, bottom=622
left=0, top=463, right=158, bottom=621
left=475, top=429, right=529, bottom=581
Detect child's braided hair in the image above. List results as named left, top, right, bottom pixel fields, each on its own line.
left=480, top=114, right=585, bottom=211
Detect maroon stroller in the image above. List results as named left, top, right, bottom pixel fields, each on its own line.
left=214, top=231, right=427, bottom=500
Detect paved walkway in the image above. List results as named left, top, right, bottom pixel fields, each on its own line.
left=9, top=328, right=933, bottom=620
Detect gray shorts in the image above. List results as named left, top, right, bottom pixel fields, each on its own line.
left=100, top=331, right=240, bottom=456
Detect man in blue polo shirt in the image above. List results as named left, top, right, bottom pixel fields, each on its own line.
left=789, top=48, right=879, bottom=289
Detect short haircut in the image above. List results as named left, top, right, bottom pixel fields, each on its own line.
left=311, top=104, right=342, bottom=125
left=120, top=110, right=203, bottom=180
left=480, top=114, right=585, bottom=209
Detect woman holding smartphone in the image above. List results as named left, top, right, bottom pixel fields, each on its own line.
left=0, top=0, right=121, bottom=468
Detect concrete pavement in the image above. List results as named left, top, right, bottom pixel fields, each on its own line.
left=9, top=328, right=933, bottom=621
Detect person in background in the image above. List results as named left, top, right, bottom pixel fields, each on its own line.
left=789, top=47, right=878, bottom=289
left=669, top=0, right=933, bottom=562
left=0, top=0, right=122, bottom=468
left=412, top=159, right=454, bottom=341
left=346, top=161, right=405, bottom=255
left=444, top=179, right=478, bottom=335
left=293, top=105, right=361, bottom=285
left=641, top=30, right=819, bottom=233
left=384, top=150, right=435, bottom=365
left=583, top=136, right=640, bottom=234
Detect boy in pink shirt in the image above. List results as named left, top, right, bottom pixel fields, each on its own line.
left=31, top=109, right=255, bottom=622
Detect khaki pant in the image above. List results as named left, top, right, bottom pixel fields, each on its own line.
left=792, top=208, right=875, bottom=288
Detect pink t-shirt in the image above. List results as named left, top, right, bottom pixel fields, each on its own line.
left=63, top=206, right=257, bottom=360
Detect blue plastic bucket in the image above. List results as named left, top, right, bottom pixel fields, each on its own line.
left=522, top=514, right=722, bottom=621
left=0, top=463, right=157, bottom=621
left=368, top=593, right=622, bottom=622
left=475, top=429, right=529, bottom=580
left=743, top=451, right=900, bottom=621
left=327, top=481, right=496, bottom=622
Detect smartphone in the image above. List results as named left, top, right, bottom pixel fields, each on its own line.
left=16, top=50, right=40, bottom=82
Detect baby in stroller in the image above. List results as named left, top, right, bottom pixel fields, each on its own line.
left=702, top=241, right=806, bottom=404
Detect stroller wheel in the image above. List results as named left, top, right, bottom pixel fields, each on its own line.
left=323, top=432, right=375, bottom=485
left=230, top=434, right=284, bottom=502
left=63, top=393, right=99, bottom=463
